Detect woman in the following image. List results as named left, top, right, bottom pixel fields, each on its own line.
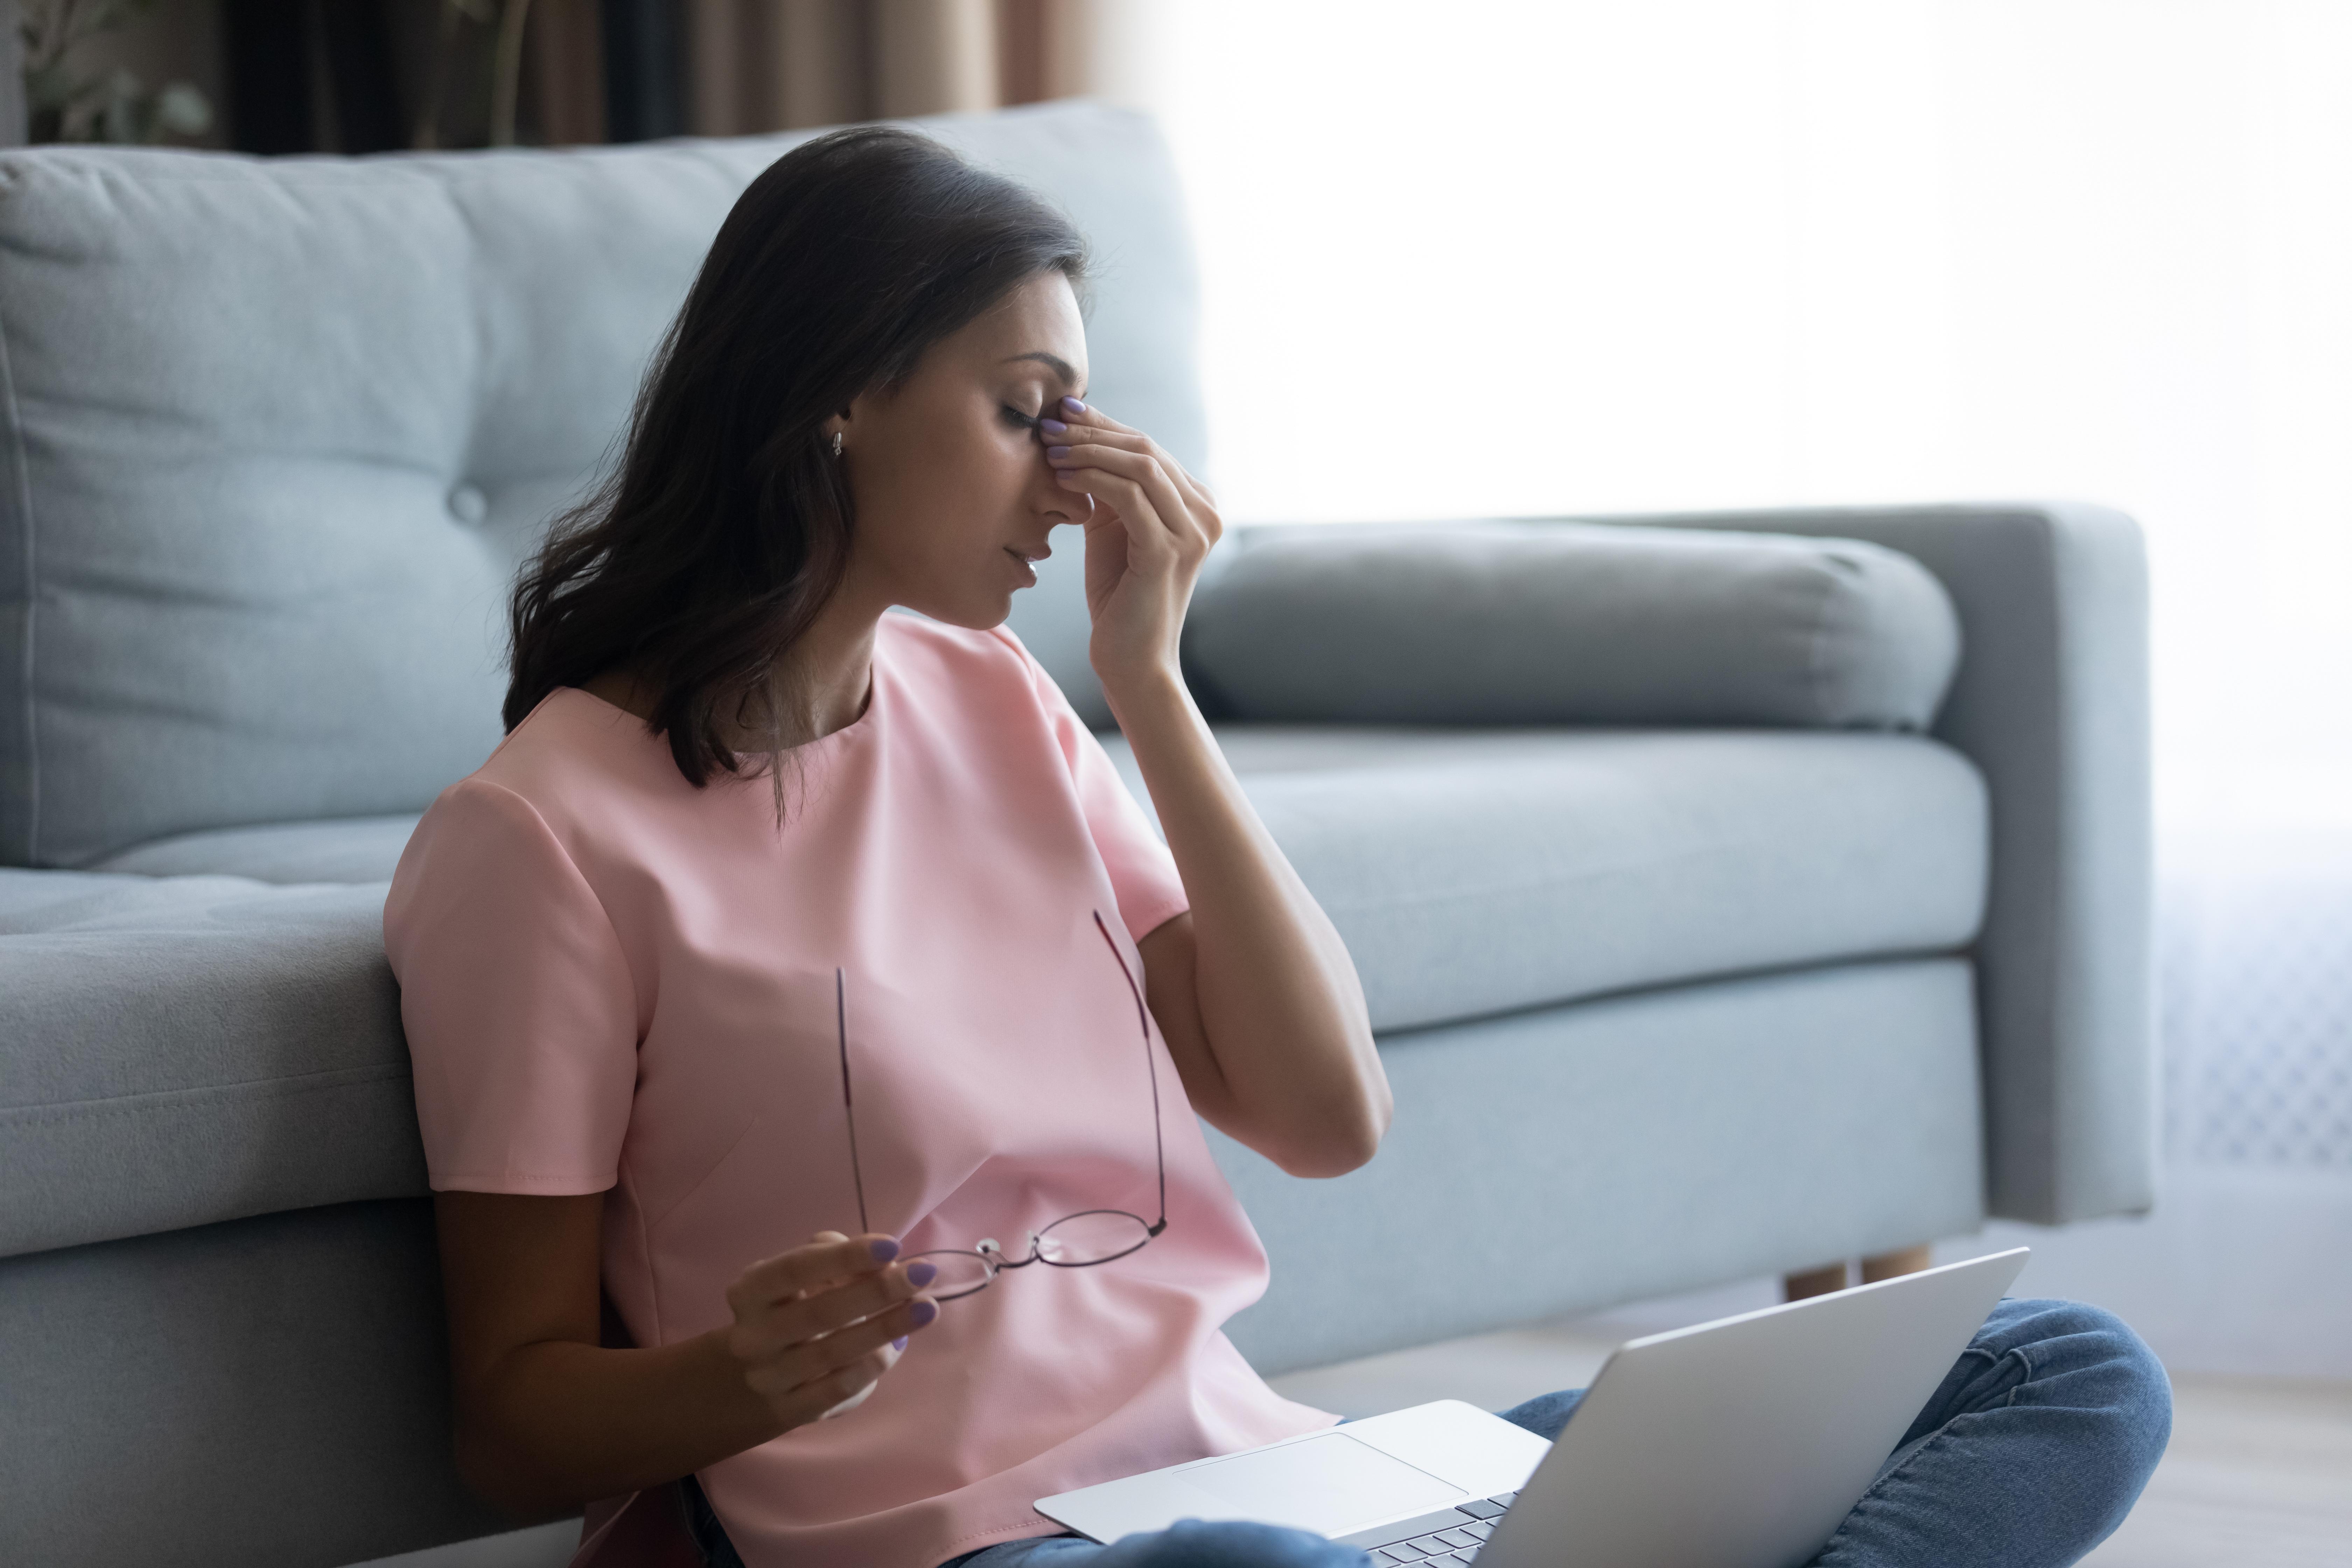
left=385, top=128, right=2169, bottom=1568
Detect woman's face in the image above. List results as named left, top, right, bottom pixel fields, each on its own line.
left=830, top=271, right=1090, bottom=629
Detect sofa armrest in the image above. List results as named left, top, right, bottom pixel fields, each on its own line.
left=1596, top=504, right=2154, bottom=1225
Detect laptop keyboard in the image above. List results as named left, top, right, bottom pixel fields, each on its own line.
left=1333, top=1491, right=1517, bottom=1564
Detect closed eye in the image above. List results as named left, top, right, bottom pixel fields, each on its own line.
left=1002, top=404, right=1044, bottom=434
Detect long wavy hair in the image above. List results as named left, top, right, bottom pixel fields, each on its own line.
left=505, top=126, right=1089, bottom=797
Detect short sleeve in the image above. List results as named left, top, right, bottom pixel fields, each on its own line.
left=383, top=778, right=638, bottom=1194
left=997, top=632, right=1191, bottom=944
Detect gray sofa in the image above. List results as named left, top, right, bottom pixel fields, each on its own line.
left=0, top=103, right=2152, bottom=1567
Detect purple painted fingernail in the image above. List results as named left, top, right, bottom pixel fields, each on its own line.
left=891, top=1336, right=909, bottom=1352
left=906, top=1261, right=938, bottom=1287
left=1039, top=418, right=1069, bottom=436
left=867, top=1238, right=900, bottom=1264
left=909, top=1299, right=939, bottom=1327
left=1047, top=446, right=1072, bottom=462
left=1062, top=396, right=1087, bottom=414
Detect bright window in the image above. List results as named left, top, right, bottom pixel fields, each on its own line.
left=1149, top=0, right=2352, bottom=834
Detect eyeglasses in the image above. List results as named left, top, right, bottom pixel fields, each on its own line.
left=835, top=909, right=1168, bottom=1300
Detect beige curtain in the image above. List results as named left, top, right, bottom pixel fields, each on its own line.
left=681, top=0, right=1139, bottom=137
left=527, top=0, right=610, bottom=146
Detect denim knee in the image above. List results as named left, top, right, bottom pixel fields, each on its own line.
left=1981, top=1297, right=2173, bottom=1476
left=1496, top=1387, right=1585, bottom=1441
left=1092, top=1519, right=1372, bottom=1567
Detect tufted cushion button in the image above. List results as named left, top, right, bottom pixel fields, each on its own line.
left=447, top=484, right=488, bottom=525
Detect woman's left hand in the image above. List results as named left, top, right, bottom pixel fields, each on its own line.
left=1042, top=397, right=1223, bottom=699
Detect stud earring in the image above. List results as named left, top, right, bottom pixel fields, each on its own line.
left=831, top=430, right=844, bottom=457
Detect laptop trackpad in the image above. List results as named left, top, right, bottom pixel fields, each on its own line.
left=1178, top=1433, right=1466, bottom=1532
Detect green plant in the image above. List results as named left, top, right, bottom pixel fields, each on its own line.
left=21, top=0, right=212, bottom=145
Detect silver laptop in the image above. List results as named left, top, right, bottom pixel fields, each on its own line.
left=1037, top=1248, right=2029, bottom=1568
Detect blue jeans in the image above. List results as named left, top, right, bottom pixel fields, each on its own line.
left=687, top=1298, right=2171, bottom=1568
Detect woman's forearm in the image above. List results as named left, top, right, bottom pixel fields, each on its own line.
left=457, top=1329, right=782, bottom=1519
left=1045, top=396, right=1386, bottom=1173
left=1106, top=669, right=1389, bottom=1176
left=438, top=1195, right=931, bottom=1520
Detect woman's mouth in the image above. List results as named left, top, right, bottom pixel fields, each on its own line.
left=1005, top=545, right=1048, bottom=586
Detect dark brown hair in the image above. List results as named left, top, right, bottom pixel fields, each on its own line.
left=505, top=126, right=1088, bottom=789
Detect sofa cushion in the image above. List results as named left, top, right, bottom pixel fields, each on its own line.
left=0, top=103, right=1194, bottom=868
left=1214, top=958, right=1985, bottom=1372
left=1183, top=522, right=1962, bottom=731
left=1106, top=726, right=1990, bottom=1033
left=4, top=724, right=1986, bottom=1258
left=0, top=870, right=416, bottom=1258
left=90, top=814, right=424, bottom=884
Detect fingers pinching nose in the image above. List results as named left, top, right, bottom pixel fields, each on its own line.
left=1062, top=396, right=1087, bottom=415
left=1040, top=417, right=1069, bottom=436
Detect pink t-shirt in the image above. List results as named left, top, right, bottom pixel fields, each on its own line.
left=384, top=617, right=1334, bottom=1568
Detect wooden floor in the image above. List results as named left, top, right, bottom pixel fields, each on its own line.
left=357, top=1314, right=2352, bottom=1567
left=1262, top=1316, right=2352, bottom=1568
left=2077, top=1374, right=2352, bottom=1567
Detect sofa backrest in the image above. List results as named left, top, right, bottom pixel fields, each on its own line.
left=0, top=102, right=1194, bottom=868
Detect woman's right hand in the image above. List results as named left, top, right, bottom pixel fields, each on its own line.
left=722, top=1230, right=939, bottom=1429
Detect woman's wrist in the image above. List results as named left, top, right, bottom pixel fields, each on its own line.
left=1096, top=660, right=1190, bottom=728
left=688, top=1324, right=797, bottom=1449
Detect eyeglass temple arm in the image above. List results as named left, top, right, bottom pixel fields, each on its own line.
left=836, top=968, right=870, bottom=1236
left=1093, top=911, right=1168, bottom=1235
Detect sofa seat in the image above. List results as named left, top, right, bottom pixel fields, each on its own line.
left=1113, top=725, right=1991, bottom=1033
left=90, top=814, right=426, bottom=883
left=5, top=724, right=1987, bottom=1260
left=0, top=870, right=420, bottom=1258
left=86, top=725, right=1995, bottom=1030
